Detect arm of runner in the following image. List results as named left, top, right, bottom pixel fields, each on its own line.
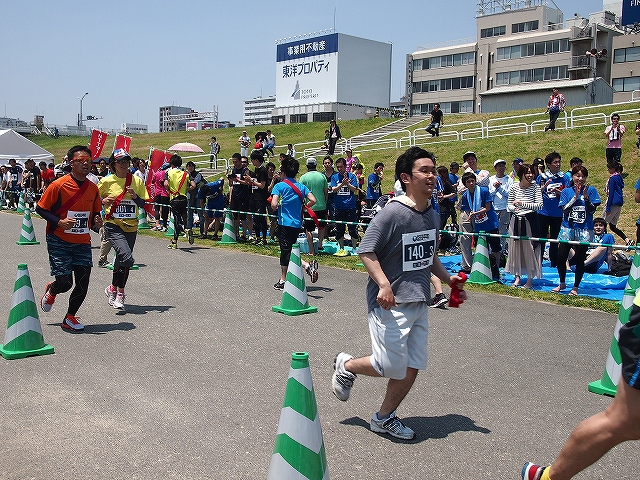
left=359, top=252, right=397, bottom=310
left=431, top=256, right=468, bottom=302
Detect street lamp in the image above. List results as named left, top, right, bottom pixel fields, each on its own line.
left=78, top=92, right=89, bottom=129
left=586, top=49, right=607, bottom=104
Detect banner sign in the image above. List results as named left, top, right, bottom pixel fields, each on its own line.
left=114, top=134, right=132, bottom=153
left=276, top=33, right=338, bottom=108
left=622, top=1, right=640, bottom=26
left=88, top=129, right=108, bottom=160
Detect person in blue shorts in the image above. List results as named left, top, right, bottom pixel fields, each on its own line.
left=523, top=288, right=640, bottom=480
left=460, top=170, right=502, bottom=280
left=198, top=177, right=225, bottom=240
left=552, top=165, right=600, bottom=296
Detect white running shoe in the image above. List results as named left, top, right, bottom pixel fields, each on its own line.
left=112, top=292, right=125, bottom=310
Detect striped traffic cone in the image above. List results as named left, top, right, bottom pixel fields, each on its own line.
left=267, top=352, right=329, bottom=480
left=272, top=244, right=317, bottom=315
left=16, top=208, right=40, bottom=245
left=467, top=232, right=495, bottom=285
left=137, top=207, right=151, bottom=229
left=589, top=249, right=640, bottom=396
left=16, top=191, right=25, bottom=214
left=0, top=264, right=54, bottom=360
left=106, top=252, right=140, bottom=271
left=218, top=210, right=237, bottom=244
left=164, top=214, right=175, bottom=237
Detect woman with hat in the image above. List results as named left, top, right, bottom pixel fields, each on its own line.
left=98, top=149, right=149, bottom=310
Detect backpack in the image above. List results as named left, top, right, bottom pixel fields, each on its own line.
left=605, top=252, right=632, bottom=277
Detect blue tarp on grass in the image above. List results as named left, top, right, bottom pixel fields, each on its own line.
left=439, top=254, right=628, bottom=302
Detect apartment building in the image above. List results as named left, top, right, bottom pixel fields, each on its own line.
left=406, top=0, right=623, bottom=115
left=244, top=96, right=276, bottom=126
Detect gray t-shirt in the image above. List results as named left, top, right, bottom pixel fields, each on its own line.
left=358, top=200, right=440, bottom=312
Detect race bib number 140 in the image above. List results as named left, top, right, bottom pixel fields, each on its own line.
left=402, top=229, right=436, bottom=271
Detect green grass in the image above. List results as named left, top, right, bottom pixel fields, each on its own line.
left=27, top=107, right=640, bottom=314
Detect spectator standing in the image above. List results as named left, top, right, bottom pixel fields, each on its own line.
left=328, top=119, right=341, bottom=155
left=366, top=162, right=384, bottom=208
left=506, top=164, right=543, bottom=289
left=208, top=136, right=220, bottom=168
left=460, top=170, right=502, bottom=280
left=247, top=151, right=269, bottom=244
left=456, top=151, right=490, bottom=274
left=228, top=153, right=251, bottom=242
left=331, top=157, right=361, bottom=256
left=603, top=161, right=632, bottom=245
left=344, top=148, right=358, bottom=173
left=270, top=157, right=318, bottom=290
left=266, top=161, right=279, bottom=243
left=537, top=151, right=569, bottom=268
left=323, top=156, right=336, bottom=238
left=448, top=162, right=460, bottom=225
left=331, top=146, right=466, bottom=440
left=265, top=130, right=276, bottom=158
left=39, top=161, right=55, bottom=193
left=510, top=157, right=524, bottom=180
left=605, top=113, right=625, bottom=166
left=544, top=87, right=566, bottom=132
left=436, top=166, right=457, bottom=228
left=185, top=161, right=205, bottom=241
left=300, top=157, right=328, bottom=255
left=563, top=156, right=583, bottom=184
left=99, top=149, right=149, bottom=310
left=488, top=159, right=513, bottom=250
left=0, top=165, right=8, bottom=206
left=238, top=131, right=251, bottom=158
left=37, top=145, right=103, bottom=331
left=6, top=158, right=23, bottom=209
left=425, top=103, right=444, bottom=137
left=551, top=165, right=601, bottom=296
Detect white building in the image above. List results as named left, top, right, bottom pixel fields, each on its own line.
left=121, top=123, right=148, bottom=134
left=244, top=96, right=276, bottom=126
left=272, top=31, right=392, bottom=124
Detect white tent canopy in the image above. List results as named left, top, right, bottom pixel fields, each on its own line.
left=0, top=129, right=54, bottom=162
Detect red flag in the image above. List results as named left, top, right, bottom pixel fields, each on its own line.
left=114, top=134, right=132, bottom=153
left=88, top=129, right=108, bottom=160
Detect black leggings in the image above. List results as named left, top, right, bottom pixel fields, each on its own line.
left=49, top=265, right=91, bottom=316
left=557, top=243, right=588, bottom=288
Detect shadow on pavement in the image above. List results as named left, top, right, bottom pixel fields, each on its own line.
left=340, top=413, right=491, bottom=443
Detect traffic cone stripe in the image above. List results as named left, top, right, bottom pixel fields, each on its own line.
left=268, top=453, right=329, bottom=480
left=219, top=211, right=237, bottom=243
left=467, top=233, right=495, bottom=285
left=272, top=244, right=317, bottom=315
left=276, top=408, right=324, bottom=451
left=269, top=436, right=328, bottom=480
left=16, top=209, right=40, bottom=245
left=283, top=378, right=318, bottom=421
left=4, top=316, right=41, bottom=344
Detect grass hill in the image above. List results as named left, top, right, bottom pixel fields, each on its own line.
left=31, top=104, right=640, bottom=236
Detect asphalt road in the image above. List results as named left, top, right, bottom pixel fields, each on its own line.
left=0, top=211, right=633, bottom=479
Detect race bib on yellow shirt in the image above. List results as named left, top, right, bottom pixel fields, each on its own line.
left=112, top=199, right=136, bottom=219
left=402, top=229, right=436, bottom=271
left=65, top=210, right=90, bottom=234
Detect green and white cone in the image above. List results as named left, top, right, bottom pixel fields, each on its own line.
left=0, top=264, right=54, bottom=360
left=16, top=208, right=40, bottom=245
left=164, top=214, right=175, bottom=237
left=137, top=207, right=151, bottom=229
left=267, top=352, right=329, bottom=480
left=219, top=210, right=237, bottom=244
left=272, top=244, right=317, bottom=315
left=16, top=191, right=25, bottom=214
left=467, top=232, right=495, bottom=285
left=107, top=252, right=139, bottom=271
left=589, top=248, right=640, bottom=396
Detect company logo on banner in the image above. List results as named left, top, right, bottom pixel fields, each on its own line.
left=622, top=1, right=640, bottom=26
left=114, top=134, right=132, bottom=153
left=276, top=33, right=338, bottom=108
left=88, top=129, right=108, bottom=160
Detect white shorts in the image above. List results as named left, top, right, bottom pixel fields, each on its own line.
left=367, top=302, right=429, bottom=380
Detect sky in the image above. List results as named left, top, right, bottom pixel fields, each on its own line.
left=1, top=0, right=606, bottom=133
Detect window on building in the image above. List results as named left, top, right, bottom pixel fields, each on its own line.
left=613, top=46, right=640, bottom=63
left=512, top=20, right=539, bottom=34
left=412, top=58, right=423, bottom=70
left=481, top=25, right=506, bottom=38
left=312, top=112, right=336, bottom=122
left=613, top=77, right=640, bottom=92
left=290, top=114, right=308, bottom=123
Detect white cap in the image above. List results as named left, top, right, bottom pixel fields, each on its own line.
left=493, top=159, right=507, bottom=167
